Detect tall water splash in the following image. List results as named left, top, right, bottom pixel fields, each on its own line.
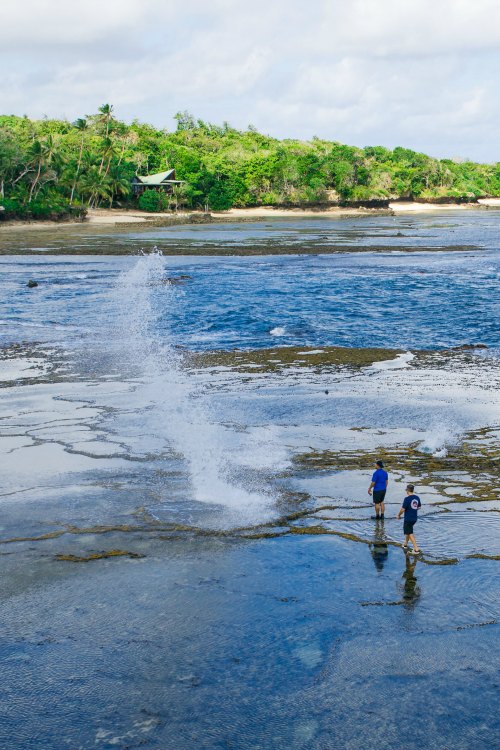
left=111, top=250, right=273, bottom=523
left=418, top=420, right=460, bottom=457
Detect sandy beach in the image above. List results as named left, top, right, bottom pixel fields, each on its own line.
left=478, top=197, right=500, bottom=206
left=389, top=201, right=470, bottom=212
left=212, top=206, right=379, bottom=219
left=1, top=200, right=498, bottom=231
left=0, top=208, right=192, bottom=231
left=218, top=202, right=500, bottom=218
left=389, top=199, right=500, bottom=211
left=0, top=205, right=378, bottom=231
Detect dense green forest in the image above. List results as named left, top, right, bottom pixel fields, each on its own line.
left=0, top=104, right=499, bottom=220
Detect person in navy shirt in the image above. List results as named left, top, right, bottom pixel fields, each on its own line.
left=397, top=483, right=422, bottom=554
left=368, top=460, right=388, bottom=519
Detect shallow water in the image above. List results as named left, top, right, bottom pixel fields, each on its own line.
left=0, top=212, right=499, bottom=749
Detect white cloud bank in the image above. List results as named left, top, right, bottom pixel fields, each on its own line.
left=0, top=0, right=499, bottom=161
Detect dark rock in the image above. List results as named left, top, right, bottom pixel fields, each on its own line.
left=151, top=275, right=192, bottom=286
left=339, top=198, right=391, bottom=209
left=27, top=280, right=38, bottom=288
left=451, top=344, right=488, bottom=350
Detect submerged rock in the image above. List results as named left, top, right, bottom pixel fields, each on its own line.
left=150, top=275, right=192, bottom=286
left=450, top=343, right=488, bottom=350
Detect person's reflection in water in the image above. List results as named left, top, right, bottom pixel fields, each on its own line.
left=401, top=554, right=421, bottom=609
left=371, top=519, right=389, bottom=572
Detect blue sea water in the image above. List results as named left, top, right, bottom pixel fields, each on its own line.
left=0, top=211, right=499, bottom=750
left=1, top=243, right=499, bottom=353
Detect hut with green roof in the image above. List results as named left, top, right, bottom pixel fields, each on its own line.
left=131, top=169, right=183, bottom=196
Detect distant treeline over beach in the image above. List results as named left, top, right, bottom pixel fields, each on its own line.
left=1, top=105, right=499, bottom=221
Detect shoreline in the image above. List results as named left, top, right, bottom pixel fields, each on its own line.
left=0, top=205, right=385, bottom=231
left=1, top=199, right=499, bottom=231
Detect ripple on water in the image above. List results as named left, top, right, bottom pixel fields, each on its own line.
left=415, top=511, right=500, bottom=558
left=300, top=509, right=500, bottom=560
left=418, top=561, right=500, bottom=623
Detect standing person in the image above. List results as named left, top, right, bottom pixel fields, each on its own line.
left=368, top=460, right=388, bottom=520
left=397, top=483, right=422, bottom=554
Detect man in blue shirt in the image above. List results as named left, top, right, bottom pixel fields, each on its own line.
left=397, top=483, right=422, bottom=554
left=368, top=460, right=388, bottom=520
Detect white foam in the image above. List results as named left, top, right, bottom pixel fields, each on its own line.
left=370, top=351, right=415, bottom=370
left=418, top=422, right=460, bottom=457
left=270, top=326, right=286, bottom=336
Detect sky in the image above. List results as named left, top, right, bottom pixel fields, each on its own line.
left=0, top=0, right=499, bottom=162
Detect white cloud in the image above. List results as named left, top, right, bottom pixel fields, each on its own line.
left=0, top=0, right=499, bottom=161
left=0, top=1, right=150, bottom=46
left=319, top=0, right=500, bottom=57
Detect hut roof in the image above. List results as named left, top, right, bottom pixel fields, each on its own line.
left=134, top=169, right=179, bottom=185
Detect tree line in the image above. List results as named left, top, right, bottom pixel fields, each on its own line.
left=0, top=104, right=498, bottom=220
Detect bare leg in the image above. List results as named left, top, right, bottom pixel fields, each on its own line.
left=409, top=533, right=420, bottom=552
left=403, top=534, right=410, bottom=548
left=380, top=501, right=385, bottom=516
left=374, top=503, right=381, bottom=517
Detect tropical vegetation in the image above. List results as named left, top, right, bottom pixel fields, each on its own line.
left=1, top=105, right=499, bottom=220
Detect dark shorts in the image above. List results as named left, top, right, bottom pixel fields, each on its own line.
left=404, top=520, right=416, bottom=535
left=373, top=490, right=386, bottom=504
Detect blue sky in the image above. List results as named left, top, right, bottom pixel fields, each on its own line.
left=0, top=0, right=499, bottom=162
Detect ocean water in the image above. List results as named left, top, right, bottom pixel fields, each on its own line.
left=1, top=211, right=499, bottom=352
left=0, top=210, right=499, bottom=749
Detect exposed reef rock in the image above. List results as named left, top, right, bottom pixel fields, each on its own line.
left=55, top=549, right=145, bottom=562
left=191, top=346, right=402, bottom=372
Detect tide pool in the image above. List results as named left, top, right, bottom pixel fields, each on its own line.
left=0, top=211, right=499, bottom=749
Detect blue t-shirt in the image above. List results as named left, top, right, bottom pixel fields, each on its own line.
left=372, top=468, right=388, bottom=491
left=403, top=494, right=421, bottom=522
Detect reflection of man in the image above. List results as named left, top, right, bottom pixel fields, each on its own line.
left=371, top=523, right=389, bottom=572
left=368, top=460, right=388, bottom=520
left=401, top=555, right=421, bottom=608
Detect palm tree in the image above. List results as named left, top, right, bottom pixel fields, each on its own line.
left=97, top=104, right=114, bottom=174
left=107, top=164, right=131, bottom=207
left=70, top=118, right=88, bottom=204
left=78, top=166, right=111, bottom=208
left=100, top=137, right=119, bottom=178
left=27, top=135, right=61, bottom=202
left=27, top=140, right=44, bottom=202
left=97, top=103, right=114, bottom=138
left=41, top=134, right=59, bottom=165
left=0, top=130, right=22, bottom=199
